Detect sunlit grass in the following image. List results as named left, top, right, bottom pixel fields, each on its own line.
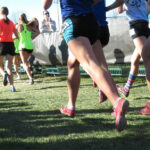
left=0, top=74, right=149, bottom=150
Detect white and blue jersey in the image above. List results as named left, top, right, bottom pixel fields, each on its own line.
left=92, top=0, right=108, bottom=26
left=60, top=0, right=92, bottom=19
left=124, top=0, right=148, bottom=22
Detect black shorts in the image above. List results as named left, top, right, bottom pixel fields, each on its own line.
left=97, top=25, right=110, bottom=46
left=20, top=48, right=33, bottom=54
left=129, top=20, right=150, bottom=39
left=0, top=42, right=15, bottom=56
left=62, top=13, right=98, bottom=45
left=14, top=53, right=20, bottom=56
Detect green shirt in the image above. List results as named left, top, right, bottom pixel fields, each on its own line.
left=14, top=38, right=19, bottom=54
left=19, top=24, right=33, bottom=50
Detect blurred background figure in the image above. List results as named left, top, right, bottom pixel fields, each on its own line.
left=13, top=23, right=21, bottom=80
left=18, top=13, right=40, bottom=85
left=40, top=10, right=56, bottom=33
left=0, top=7, right=18, bottom=92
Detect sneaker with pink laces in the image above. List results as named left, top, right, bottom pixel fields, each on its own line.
left=93, top=81, right=97, bottom=88
left=60, top=106, right=75, bottom=117
left=98, top=89, right=107, bottom=103
left=114, top=98, right=129, bottom=132
left=140, top=102, right=150, bottom=115
left=116, top=85, right=129, bottom=97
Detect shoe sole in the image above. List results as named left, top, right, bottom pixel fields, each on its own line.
left=11, top=87, right=16, bottom=92
left=116, top=85, right=129, bottom=97
left=140, top=108, right=150, bottom=115
left=12, top=89, right=16, bottom=92
left=3, top=74, right=8, bottom=86
left=116, top=100, right=129, bottom=132
left=140, top=111, right=150, bottom=115
left=29, top=81, right=34, bottom=85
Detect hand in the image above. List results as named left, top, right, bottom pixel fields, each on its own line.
left=42, top=0, right=52, bottom=10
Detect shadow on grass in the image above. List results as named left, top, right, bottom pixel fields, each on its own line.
left=134, top=97, right=150, bottom=101
left=0, top=131, right=150, bottom=150
left=132, top=83, right=147, bottom=89
left=32, top=85, right=67, bottom=90
left=0, top=98, right=25, bottom=101
left=36, top=75, right=67, bottom=83
left=0, top=99, right=150, bottom=150
left=0, top=109, right=115, bottom=142
left=77, top=108, right=113, bottom=114
left=31, top=83, right=93, bottom=91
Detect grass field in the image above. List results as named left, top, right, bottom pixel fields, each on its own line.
left=0, top=74, right=150, bottom=150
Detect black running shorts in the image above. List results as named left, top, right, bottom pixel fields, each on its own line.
left=0, top=42, right=15, bottom=56
left=129, top=20, right=150, bottom=39
left=20, top=48, right=33, bottom=54
left=97, top=25, right=110, bottom=46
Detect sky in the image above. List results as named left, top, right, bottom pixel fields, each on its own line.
left=0, top=0, right=120, bottom=30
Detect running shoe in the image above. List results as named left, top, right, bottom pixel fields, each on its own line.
left=116, top=85, right=129, bottom=97
left=3, top=72, right=8, bottom=86
left=30, top=67, right=34, bottom=78
left=98, top=89, right=107, bottom=103
left=29, top=78, right=34, bottom=85
left=31, top=72, right=34, bottom=78
left=60, top=106, right=75, bottom=117
left=16, top=75, right=21, bottom=80
left=114, top=98, right=129, bottom=132
left=145, top=102, right=150, bottom=108
left=10, top=86, right=16, bottom=92
left=140, top=102, right=150, bottom=115
left=93, top=81, right=97, bottom=88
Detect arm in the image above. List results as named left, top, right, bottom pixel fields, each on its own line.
left=48, top=22, right=54, bottom=32
left=13, top=29, right=19, bottom=39
left=106, top=0, right=124, bottom=11
left=42, top=0, right=53, bottom=10
left=31, top=27, right=40, bottom=39
left=117, top=4, right=124, bottom=14
left=17, top=24, right=24, bottom=33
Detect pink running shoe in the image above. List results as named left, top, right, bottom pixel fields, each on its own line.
left=116, top=85, right=129, bottom=97
left=140, top=102, right=150, bottom=115
left=114, top=98, right=129, bottom=132
left=93, top=81, right=97, bottom=88
left=144, top=102, right=150, bottom=108
left=60, top=106, right=75, bottom=117
left=98, top=89, right=107, bottom=103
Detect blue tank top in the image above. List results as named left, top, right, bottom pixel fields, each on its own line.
left=92, top=0, right=108, bottom=26
left=124, top=0, right=148, bottom=22
left=60, top=0, right=92, bottom=19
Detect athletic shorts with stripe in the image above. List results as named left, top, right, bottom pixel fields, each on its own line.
left=62, top=13, right=98, bottom=45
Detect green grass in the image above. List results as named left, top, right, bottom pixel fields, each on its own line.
left=0, top=74, right=150, bottom=150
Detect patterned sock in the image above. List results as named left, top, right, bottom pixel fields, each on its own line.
left=124, top=73, right=136, bottom=92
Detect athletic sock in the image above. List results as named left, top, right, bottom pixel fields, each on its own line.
left=124, top=73, right=136, bottom=92
left=67, top=105, right=75, bottom=110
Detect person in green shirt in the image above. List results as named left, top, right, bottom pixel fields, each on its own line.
left=13, top=23, right=21, bottom=80
left=18, top=13, right=40, bottom=85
